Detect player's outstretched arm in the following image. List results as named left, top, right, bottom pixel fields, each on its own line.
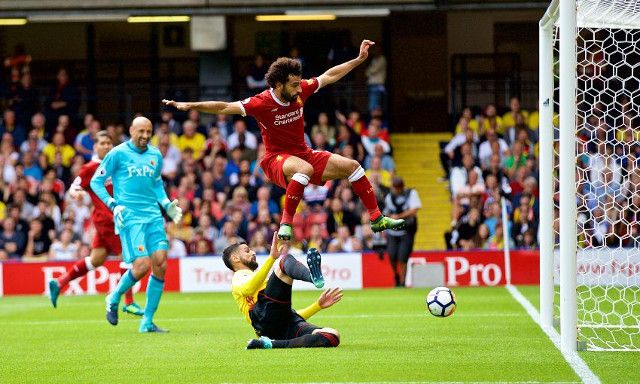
left=235, top=233, right=284, bottom=297
left=297, top=287, right=344, bottom=320
left=162, top=99, right=243, bottom=115
left=318, top=40, right=375, bottom=87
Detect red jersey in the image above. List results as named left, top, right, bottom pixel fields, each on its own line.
left=238, top=77, right=321, bottom=154
left=71, top=160, right=114, bottom=227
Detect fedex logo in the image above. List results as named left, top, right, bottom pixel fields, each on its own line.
left=127, top=165, right=155, bottom=178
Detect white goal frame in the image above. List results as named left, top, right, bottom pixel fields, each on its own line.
left=539, top=0, right=640, bottom=353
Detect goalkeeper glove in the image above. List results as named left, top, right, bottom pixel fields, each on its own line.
left=112, top=205, right=126, bottom=235
left=165, top=199, right=183, bottom=224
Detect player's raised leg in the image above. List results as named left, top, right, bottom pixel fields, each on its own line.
left=321, top=153, right=405, bottom=232
left=50, top=248, right=107, bottom=308
left=278, top=156, right=313, bottom=240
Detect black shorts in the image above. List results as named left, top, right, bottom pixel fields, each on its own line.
left=387, top=234, right=415, bottom=263
left=248, top=273, right=320, bottom=339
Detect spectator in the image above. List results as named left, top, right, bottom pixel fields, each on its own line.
left=151, top=121, right=179, bottom=147
left=441, top=120, right=478, bottom=178
left=186, top=109, right=207, bottom=135
left=326, top=198, right=359, bottom=236
left=478, top=128, right=509, bottom=168
left=227, top=119, right=258, bottom=151
left=383, top=177, right=421, bottom=287
left=246, top=54, right=268, bottom=91
left=365, top=45, right=387, bottom=113
left=504, top=141, right=528, bottom=179
left=74, top=118, right=100, bottom=161
left=485, top=222, right=513, bottom=250
left=157, top=134, right=181, bottom=181
left=248, top=230, right=269, bottom=254
left=211, top=114, right=231, bottom=140
left=20, top=128, right=47, bottom=156
left=365, top=156, right=392, bottom=189
left=188, top=228, right=213, bottom=256
left=23, top=219, right=52, bottom=260
left=214, top=221, right=245, bottom=252
left=7, top=204, right=29, bottom=240
left=311, top=112, right=336, bottom=146
left=30, top=112, right=47, bottom=140
left=502, top=96, right=529, bottom=131
left=250, top=186, right=280, bottom=220
left=304, top=223, right=328, bottom=253
left=455, top=107, right=480, bottom=134
left=21, top=150, right=43, bottom=182
left=511, top=194, right=538, bottom=247
left=327, top=225, right=362, bottom=253
left=364, top=143, right=395, bottom=173
left=48, top=228, right=79, bottom=261
left=196, top=214, right=219, bottom=242
left=42, top=132, right=75, bottom=168
left=167, top=230, right=187, bottom=258
left=361, top=124, right=390, bottom=158
left=159, top=109, right=181, bottom=135
left=0, top=217, right=27, bottom=260
left=0, top=109, right=26, bottom=146
left=45, top=68, right=80, bottom=134
left=335, top=124, right=365, bottom=163
left=481, top=104, right=504, bottom=135
left=449, top=208, right=482, bottom=250
left=450, top=154, right=484, bottom=198
left=203, top=125, right=227, bottom=158
left=10, top=73, right=39, bottom=128
left=177, top=120, right=207, bottom=160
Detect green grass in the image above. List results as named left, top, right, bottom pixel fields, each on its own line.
left=518, top=286, right=640, bottom=384
left=0, top=287, right=632, bottom=383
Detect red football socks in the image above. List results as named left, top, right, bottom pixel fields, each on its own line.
left=349, top=167, right=382, bottom=222
left=281, top=173, right=310, bottom=225
left=57, top=257, right=91, bottom=289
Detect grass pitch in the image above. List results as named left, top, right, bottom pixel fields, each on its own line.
left=0, top=287, right=636, bottom=383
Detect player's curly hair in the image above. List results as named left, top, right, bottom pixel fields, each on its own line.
left=265, top=57, right=302, bottom=88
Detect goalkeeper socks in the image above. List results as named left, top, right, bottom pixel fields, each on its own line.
left=142, top=275, right=164, bottom=325
left=58, top=257, right=93, bottom=289
left=279, top=254, right=312, bottom=283
left=271, top=332, right=340, bottom=348
left=109, top=269, right=138, bottom=307
left=281, top=173, right=309, bottom=225
left=120, top=267, right=135, bottom=305
left=349, top=167, right=382, bottom=221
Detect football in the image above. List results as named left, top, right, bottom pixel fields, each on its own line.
left=426, top=287, right=456, bottom=317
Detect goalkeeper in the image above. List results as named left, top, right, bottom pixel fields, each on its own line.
left=91, top=116, right=183, bottom=333
left=223, top=233, right=342, bottom=349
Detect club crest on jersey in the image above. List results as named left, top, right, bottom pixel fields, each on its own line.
left=296, top=96, right=303, bottom=106
left=138, top=245, right=145, bottom=252
left=150, top=159, right=155, bottom=166
left=276, top=155, right=283, bottom=162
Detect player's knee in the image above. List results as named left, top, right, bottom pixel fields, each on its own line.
left=298, top=163, right=314, bottom=179
left=315, top=328, right=340, bottom=347
left=347, top=159, right=361, bottom=173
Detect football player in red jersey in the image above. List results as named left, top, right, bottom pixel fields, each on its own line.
left=163, top=39, right=404, bottom=240
left=48, top=131, right=143, bottom=316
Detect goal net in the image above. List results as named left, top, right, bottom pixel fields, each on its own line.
left=540, top=0, right=640, bottom=352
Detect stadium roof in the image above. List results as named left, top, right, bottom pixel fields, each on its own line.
left=0, top=0, right=550, bottom=19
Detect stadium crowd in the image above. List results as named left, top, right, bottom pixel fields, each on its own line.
left=0, top=57, right=398, bottom=262
left=442, top=97, right=542, bottom=251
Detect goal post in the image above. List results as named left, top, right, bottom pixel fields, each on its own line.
left=540, top=0, right=640, bottom=352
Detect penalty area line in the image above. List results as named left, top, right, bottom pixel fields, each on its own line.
left=506, top=285, right=600, bottom=384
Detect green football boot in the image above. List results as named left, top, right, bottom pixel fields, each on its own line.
left=122, top=302, right=144, bottom=316
left=277, top=223, right=293, bottom=240
left=370, top=215, right=406, bottom=233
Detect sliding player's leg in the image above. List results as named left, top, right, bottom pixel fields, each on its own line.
left=321, top=153, right=405, bottom=233
left=247, top=319, right=340, bottom=349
